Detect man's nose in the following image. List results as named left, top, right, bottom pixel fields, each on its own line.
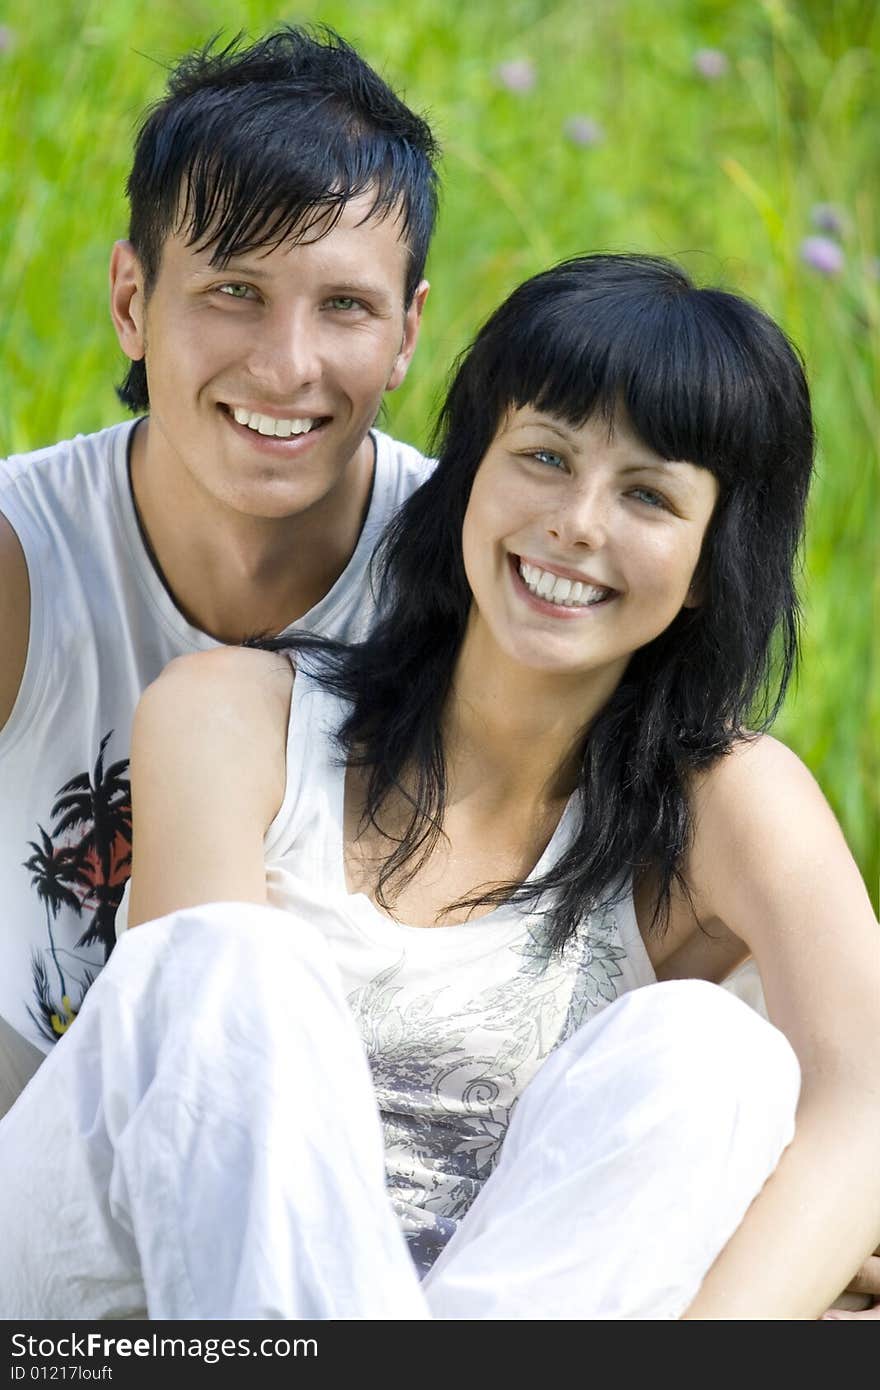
left=246, top=305, right=321, bottom=395
left=546, top=482, right=609, bottom=550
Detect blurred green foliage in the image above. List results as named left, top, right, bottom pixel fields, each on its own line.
left=0, top=0, right=876, bottom=900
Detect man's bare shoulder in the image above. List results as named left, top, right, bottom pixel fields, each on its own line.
left=0, top=511, right=31, bottom=732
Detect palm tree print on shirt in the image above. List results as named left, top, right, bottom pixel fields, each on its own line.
left=50, top=731, right=132, bottom=955
left=23, top=826, right=84, bottom=1037
left=24, top=731, right=131, bottom=1043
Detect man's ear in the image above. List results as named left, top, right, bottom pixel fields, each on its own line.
left=109, top=240, right=147, bottom=361
left=386, top=279, right=430, bottom=392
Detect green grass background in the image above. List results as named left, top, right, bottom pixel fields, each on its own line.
left=1, top=0, right=877, bottom=902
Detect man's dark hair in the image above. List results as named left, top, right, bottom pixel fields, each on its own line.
left=118, top=25, right=440, bottom=412
left=264, top=254, right=815, bottom=949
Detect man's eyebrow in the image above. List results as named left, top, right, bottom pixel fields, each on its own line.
left=188, top=257, right=286, bottom=279
left=320, top=280, right=394, bottom=305
left=185, top=262, right=263, bottom=280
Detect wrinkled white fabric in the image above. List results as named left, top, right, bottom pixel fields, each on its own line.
left=0, top=1015, right=41, bottom=1121
left=0, top=903, right=799, bottom=1320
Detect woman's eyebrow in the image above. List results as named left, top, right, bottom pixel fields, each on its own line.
left=617, top=458, right=692, bottom=474
left=513, top=418, right=576, bottom=442
left=513, top=417, right=695, bottom=475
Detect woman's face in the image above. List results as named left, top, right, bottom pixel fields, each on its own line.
left=460, top=405, right=720, bottom=682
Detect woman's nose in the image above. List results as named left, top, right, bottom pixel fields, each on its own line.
left=546, top=483, right=609, bottom=550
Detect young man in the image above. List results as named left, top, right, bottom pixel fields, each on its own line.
left=0, top=26, right=438, bottom=1086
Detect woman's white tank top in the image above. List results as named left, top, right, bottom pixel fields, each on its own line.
left=264, top=669, right=657, bottom=1275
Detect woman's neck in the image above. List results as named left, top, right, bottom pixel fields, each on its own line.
left=441, top=616, right=626, bottom=812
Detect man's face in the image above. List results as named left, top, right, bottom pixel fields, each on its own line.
left=111, top=192, right=427, bottom=520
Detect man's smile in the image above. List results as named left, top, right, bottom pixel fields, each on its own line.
left=231, top=407, right=323, bottom=437
left=217, top=403, right=332, bottom=453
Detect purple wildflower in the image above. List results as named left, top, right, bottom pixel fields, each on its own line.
left=0, top=25, right=15, bottom=53
left=800, top=236, right=845, bottom=276
left=564, top=116, right=604, bottom=148
left=496, top=59, right=535, bottom=94
left=693, top=48, right=729, bottom=80
left=810, top=203, right=850, bottom=238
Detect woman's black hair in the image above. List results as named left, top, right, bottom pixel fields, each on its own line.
left=264, top=253, right=815, bottom=949
left=117, top=25, right=439, bottom=412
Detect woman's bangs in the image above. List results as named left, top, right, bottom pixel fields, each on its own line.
left=501, top=299, right=622, bottom=431
left=494, top=292, right=742, bottom=476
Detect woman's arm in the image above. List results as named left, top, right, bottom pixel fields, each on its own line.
left=127, top=648, right=293, bottom=927
left=680, top=735, right=880, bottom=1319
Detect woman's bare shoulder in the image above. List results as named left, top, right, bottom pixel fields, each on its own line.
left=136, top=646, right=294, bottom=736
left=127, top=646, right=296, bottom=926
left=699, top=728, right=810, bottom=777
left=144, top=644, right=293, bottom=695
left=687, top=732, right=874, bottom=955
left=690, top=732, right=824, bottom=828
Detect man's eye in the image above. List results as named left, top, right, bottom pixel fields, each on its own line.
left=325, top=296, right=360, bottom=311
left=217, top=284, right=253, bottom=299
left=629, top=486, right=669, bottom=510
left=530, top=449, right=566, bottom=470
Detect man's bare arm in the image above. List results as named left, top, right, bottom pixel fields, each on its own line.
left=0, top=512, right=30, bottom=732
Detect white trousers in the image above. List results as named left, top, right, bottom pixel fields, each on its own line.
left=0, top=1012, right=42, bottom=1121
left=0, top=904, right=800, bottom=1320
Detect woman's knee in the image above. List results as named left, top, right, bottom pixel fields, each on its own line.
left=117, top=900, right=340, bottom=994
left=77, top=901, right=352, bottom=1074
left=512, top=980, right=800, bottom=1153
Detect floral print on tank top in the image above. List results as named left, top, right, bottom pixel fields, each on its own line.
left=346, top=910, right=628, bottom=1276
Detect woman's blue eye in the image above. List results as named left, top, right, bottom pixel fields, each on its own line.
left=532, top=449, right=566, bottom=469
left=629, top=486, right=668, bottom=509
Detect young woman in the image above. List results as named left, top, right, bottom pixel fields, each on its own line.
left=1, top=255, right=877, bottom=1320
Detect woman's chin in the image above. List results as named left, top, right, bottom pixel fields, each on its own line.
left=493, top=635, right=610, bottom=681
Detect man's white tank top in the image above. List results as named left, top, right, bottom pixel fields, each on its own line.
left=0, top=420, right=433, bottom=1051
left=262, top=669, right=658, bottom=1275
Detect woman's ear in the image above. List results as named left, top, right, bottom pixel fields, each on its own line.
left=683, top=569, right=706, bottom=609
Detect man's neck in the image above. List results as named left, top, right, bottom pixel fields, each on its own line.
left=128, top=418, right=376, bottom=642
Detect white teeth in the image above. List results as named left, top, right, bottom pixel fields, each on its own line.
left=536, top=570, right=556, bottom=598
left=230, top=407, right=318, bottom=437
left=518, top=560, right=611, bottom=608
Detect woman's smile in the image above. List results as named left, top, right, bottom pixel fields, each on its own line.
left=509, top=553, right=619, bottom=618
